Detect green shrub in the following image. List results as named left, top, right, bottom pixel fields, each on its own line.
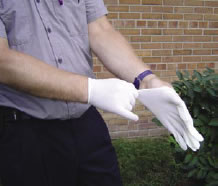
left=154, top=68, right=218, bottom=186
left=113, top=138, right=186, bottom=186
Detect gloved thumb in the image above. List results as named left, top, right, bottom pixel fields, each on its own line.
left=117, top=108, right=139, bottom=121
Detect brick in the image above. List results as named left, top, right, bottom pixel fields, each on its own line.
left=184, top=29, right=202, bottom=35
left=189, top=22, right=198, bottom=28
left=209, top=22, right=218, bottom=28
left=152, top=50, right=172, bottom=56
left=163, top=14, right=183, bottom=20
left=107, top=13, right=118, bottom=19
left=150, top=64, right=157, bottom=70
left=152, top=6, right=173, bottom=13
left=187, top=63, right=197, bottom=69
left=147, top=21, right=158, bottom=28
left=207, top=63, right=215, bottom=68
left=212, top=50, right=218, bottom=55
left=152, top=36, right=172, bottom=42
left=183, top=56, right=201, bottom=62
left=120, top=13, right=140, bottom=19
left=130, top=36, right=151, bottom=42
left=184, top=0, right=204, bottom=6
left=204, top=30, right=218, bottom=35
left=138, top=123, right=157, bottom=130
left=130, top=6, right=151, bottom=12
left=142, top=57, right=161, bottom=63
left=173, top=50, right=192, bottom=55
left=107, top=6, right=129, bottom=12
left=158, top=21, right=167, bottom=28
left=142, top=0, right=162, bottom=5
left=113, top=20, right=135, bottom=28
left=205, top=1, right=218, bottom=7
left=193, top=50, right=211, bottom=55
left=142, top=13, right=162, bottom=19
left=131, top=43, right=140, bottom=49
left=205, top=15, right=218, bottom=21
left=174, top=7, right=194, bottom=13
left=183, top=43, right=202, bottom=49
left=197, top=63, right=206, bottom=69
left=135, top=50, right=151, bottom=56
left=148, top=128, right=168, bottom=137
left=142, top=29, right=161, bottom=35
left=163, top=0, right=183, bottom=6
left=194, top=8, right=213, bottom=14
left=167, top=64, right=177, bottom=70
left=179, top=21, right=188, bottom=28
left=93, top=66, right=102, bottom=72
left=184, top=14, right=203, bottom=20
left=96, top=72, right=115, bottom=79
left=213, top=36, right=218, bottom=42
left=203, top=43, right=218, bottom=48
left=173, top=36, right=192, bottom=42
left=163, top=43, right=182, bottom=49
left=118, top=29, right=140, bottom=35
left=215, top=8, right=218, bottom=14
left=178, top=64, right=187, bottom=69
left=157, top=64, right=167, bottom=70
left=202, top=56, right=218, bottom=62
left=137, top=21, right=146, bottom=27
left=119, top=0, right=140, bottom=4
left=104, top=0, right=118, bottom=4
left=108, top=119, right=128, bottom=125
left=129, top=130, right=149, bottom=137
left=193, top=36, right=211, bottom=42
left=199, top=22, right=208, bottom=28
left=110, top=131, right=128, bottom=139
left=141, top=43, right=162, bottom=49
left=163, top=29, right=183, bottom=35
left=162, top=56, right=182, bottom=63
left=169, top=21, right=178, bottom=28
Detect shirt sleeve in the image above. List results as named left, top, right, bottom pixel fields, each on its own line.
left=85, top=0, right=108, bottom=24
left=0, top=17, right=7, bottom=39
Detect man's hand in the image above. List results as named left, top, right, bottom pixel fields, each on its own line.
left=138, top=86, right=204, bottom=151
left=88, top=78, right=139, bottom=121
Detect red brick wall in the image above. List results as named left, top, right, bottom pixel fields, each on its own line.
left=92, top=0, right=218, bottom=138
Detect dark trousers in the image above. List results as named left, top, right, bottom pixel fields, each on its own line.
left=0, top=106, right=123, bottom=186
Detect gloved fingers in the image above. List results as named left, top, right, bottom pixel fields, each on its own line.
left=125, top=103, right=133, bottom=111
left=173, top=132, right=187, bottom=151
left=186, top=124, right=204, bottom=142
left=177, top=101, right=193, bottom=123
left=129, top=94, right=136, bottom=107
left=167, top=90, right=184, bottom=106
left=124, top=82, right=139, bottom=98
left=183, top=132, right=198, bottom=151
left=187, top=132, right=200, bottom=150
left=117, top=107, right=139, bottom=121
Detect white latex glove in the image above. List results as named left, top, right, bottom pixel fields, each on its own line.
left=88, top=78, right=139, bottom=121
left=138, top=86, right=204, bottom=151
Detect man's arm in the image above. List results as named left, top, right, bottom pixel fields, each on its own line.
left=0, top=38, right=88, bottom=103
left=88, top=16, right=171, bottom=89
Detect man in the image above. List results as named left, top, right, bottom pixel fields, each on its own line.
left=0, top=0, right=203, bottom=186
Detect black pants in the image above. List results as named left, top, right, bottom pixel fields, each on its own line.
left=0, top=106, right=123, bottom=186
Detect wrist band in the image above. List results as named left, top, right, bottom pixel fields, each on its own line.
left=133, top=70, right=153, bottom=89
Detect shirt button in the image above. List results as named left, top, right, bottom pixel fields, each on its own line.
left=36, top=0, right=40, bottom=3
left=58, top=58, right=63, bottom=64
left=47, top=28, right=52, bottom=33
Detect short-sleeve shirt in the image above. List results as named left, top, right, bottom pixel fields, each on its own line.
left=0, top=0, right=108, bottom=119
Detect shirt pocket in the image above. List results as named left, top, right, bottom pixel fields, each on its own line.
left=54, top=0, right=88, bottom=37
left=0, top=0, right=31, bottom=46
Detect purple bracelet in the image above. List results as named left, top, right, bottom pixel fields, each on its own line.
left=58, top=0, right=63, bottom=5
left=133, top=70, right=153, bottom=89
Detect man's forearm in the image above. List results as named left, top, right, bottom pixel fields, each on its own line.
left=0, top=48, right=88, bottom=103
left=89, top=16, right=156, bottom=86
